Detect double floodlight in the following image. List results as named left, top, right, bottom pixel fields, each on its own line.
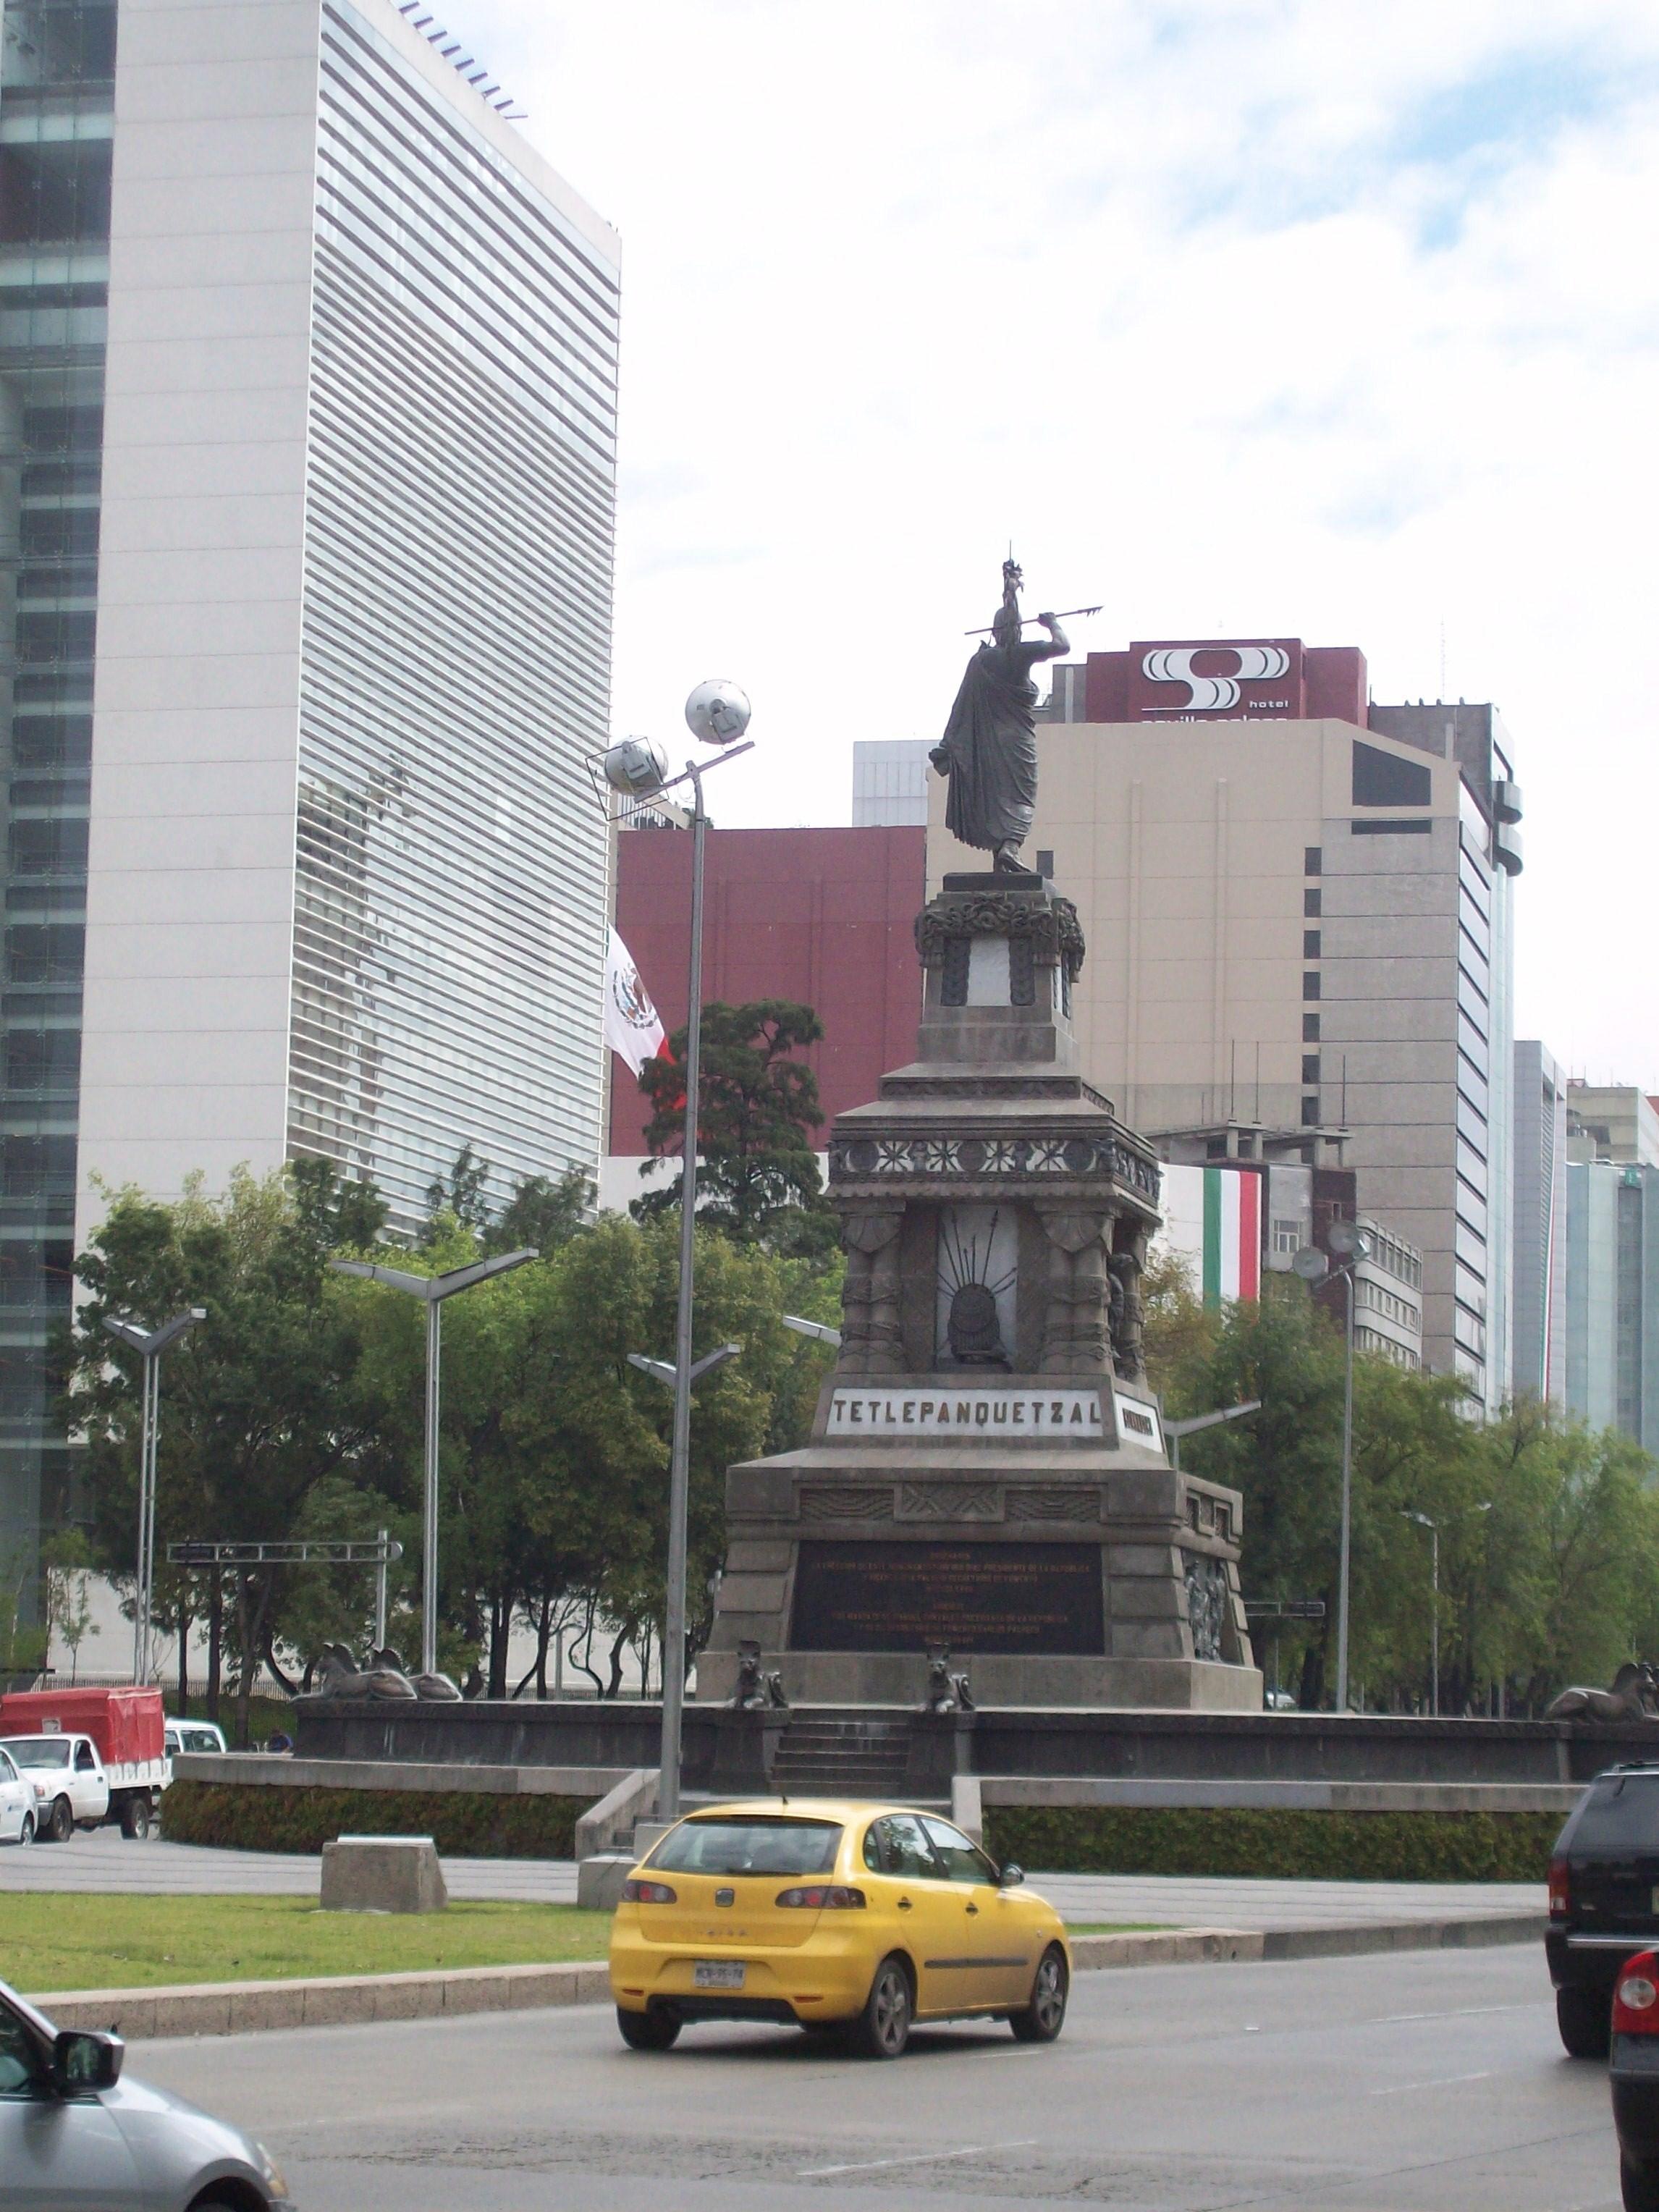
left=1291, top=1219, right=1371, bottom=1283
left=593, top=682, right=755, bottom=812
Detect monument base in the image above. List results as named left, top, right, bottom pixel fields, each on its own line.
left=695, top=1649, right=1264, bottom=1713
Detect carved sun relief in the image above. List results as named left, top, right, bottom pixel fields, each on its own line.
left=935, top=1205, right=1018, bottom=1367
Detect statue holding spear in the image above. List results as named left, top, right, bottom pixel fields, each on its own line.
left=930, top=559, right=1076, bottom=874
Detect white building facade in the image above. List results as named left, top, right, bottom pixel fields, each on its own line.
left=1, top=0, right=617, bottom=1571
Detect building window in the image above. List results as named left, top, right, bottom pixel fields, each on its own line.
left=1303, top=929, right=1320, bottom=959
left=1301, top=1054, right=1320, bottom=1086
left=1301, top=1096, right=1319, bottom=1124
left=1351, top=818, right=1433, bottom=837
left=1272, top=1217, right=1300, bottom=1255
left=1303, top=972, right=1320, bottom=1001
left=1304, top=887, right=1321, bottom=917
left=1352, top=739, right=1432, bottom=808
left=1304, top=846, right=1321, bottom=875
left=1303, top=1012, right=1320, bottom=1043
left=1035, top=849, right=1053, bottom=877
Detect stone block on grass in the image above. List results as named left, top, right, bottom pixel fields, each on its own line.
left=321, top=1833, right=447, bottom=1914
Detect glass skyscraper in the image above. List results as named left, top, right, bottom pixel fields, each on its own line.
left=0, top=0, right=619, bottom=1595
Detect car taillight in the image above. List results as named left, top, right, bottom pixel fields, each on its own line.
left=1616, top=1951, right=1659, bottom=2034
left=775, top=1884, right=866, bottom=1909
left=622, top=1879, right=677, bottom=1904
left=1548, top=1854, right=1571, bottom=1920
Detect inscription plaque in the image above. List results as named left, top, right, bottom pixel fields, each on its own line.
left=790, top=1540, right=1105, bottom=1655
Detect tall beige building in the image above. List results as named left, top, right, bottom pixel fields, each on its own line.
left=927, top=638, right=1521, bottom=1408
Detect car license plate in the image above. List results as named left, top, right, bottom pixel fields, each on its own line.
left=693, top=1961, right=746, bottom=1990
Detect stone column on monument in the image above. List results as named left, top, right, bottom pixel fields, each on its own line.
left=1109, top=1233, right=1149, bottom=1382
left=1035, top=1205, right=1112, bottom=1374
left=838, top=1206, right=905, bottom=1375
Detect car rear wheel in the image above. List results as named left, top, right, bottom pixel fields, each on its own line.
left=1010, top=1944, right=1069, bottom=2043
left=16, top=1812, right=33, bottom=1847
left=616, top=2006, right=680, bottom=2051
left=118, top=1795, right=153, bottom=1841
left=1623, top=2155, right=1659, bottom=2212
left=45, top=1795, right=72, bottom=1844
left=855, top=1954, right=913, bottom=2059
left=1557, top=1985, right=1611, bottom=2058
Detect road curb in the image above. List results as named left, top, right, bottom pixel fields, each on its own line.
left=33, top=1911, right=1545, bottom=2040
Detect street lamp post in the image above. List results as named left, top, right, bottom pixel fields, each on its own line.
left=330, top=1249, right=538, bottom=1678
left=597, top=680, right=753, bottom=1824
left=102, top=1307, right=206, bottom=1684
left=1163, top=1398, right=1262, bottom=1474
left=1400, top=1501, right=1489, bottom=1718
left=1292, top=1220, right=1371, bottom=1712
left=1401, top=1509, right=1439, bottom=1716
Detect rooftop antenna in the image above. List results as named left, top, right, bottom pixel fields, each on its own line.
left=1439, top=616, right=1446, bottom=701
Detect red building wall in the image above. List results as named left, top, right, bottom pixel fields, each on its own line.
left=609, top=825, right=926, bottom=1156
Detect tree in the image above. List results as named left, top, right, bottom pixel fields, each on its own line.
left=41, top=1528, right=97, bottom=1684
left=289, top=1155, right=389, bottom=1250
left=636, top=1000, right=833, bottom=1249
left=484, top=1167, right=593, bottom=1257
left=423, top=1142, right=491, bottom=1239
left=63, top=1166, right=387, bottom=1745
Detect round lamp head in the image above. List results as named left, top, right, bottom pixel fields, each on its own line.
left=685, top=679, right=751, bottom=747
left=1327, top=1220, right=1369, bottom=1260
left=1291, top=1246, right=1330, bottom=1283
left=601, top=737, right=669, bottom=798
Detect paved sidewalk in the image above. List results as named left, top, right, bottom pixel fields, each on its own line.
left=0, top=1832, right=1542, bottom=1926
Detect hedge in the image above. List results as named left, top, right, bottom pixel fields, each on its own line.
left=983, top=1804, right=1563, bottom=1884
left=161, top=1781, right=583, bottom=1859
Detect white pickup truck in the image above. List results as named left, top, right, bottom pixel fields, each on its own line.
left=0, top=1731, right=166, bottom=1841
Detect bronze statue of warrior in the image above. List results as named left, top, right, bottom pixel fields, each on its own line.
left=931, top=560, right=1068, bottom=874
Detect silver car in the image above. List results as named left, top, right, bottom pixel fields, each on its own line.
left=0, top=1978, right=293, bottom=2208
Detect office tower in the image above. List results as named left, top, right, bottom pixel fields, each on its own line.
left=1512, top=1040, right=1568, bottom=1405
left=1, top=0, right=618, bottom=1582
left=852, top=738, right=930, bottom=827
left=936, top=638, right=1521, bottom=1406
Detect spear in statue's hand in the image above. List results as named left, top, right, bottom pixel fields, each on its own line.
left=963, top=604, right=1102, bottom=636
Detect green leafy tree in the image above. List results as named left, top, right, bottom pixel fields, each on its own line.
left=423, top=1142, right=491, bottom=1240
left=63, top=1166, right=387, bottom=1745
left=636, top=1000, right=833, bottom=1251
left=289, top=1155, right=389, bottom=1250
left=484, top=1167, right=593, bottom=1257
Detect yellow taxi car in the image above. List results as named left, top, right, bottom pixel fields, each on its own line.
left=608, top=1799, right=1070, bottom=2058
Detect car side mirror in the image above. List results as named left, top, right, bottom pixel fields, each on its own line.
left=998, top=1863, right=1025, bottom=1888
left=52, top=2030, right=123, bottom=2095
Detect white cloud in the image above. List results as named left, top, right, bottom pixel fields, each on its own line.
left=443, top=0, right=1659, bottom=1086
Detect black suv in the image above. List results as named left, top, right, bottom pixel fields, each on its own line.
left=1549, top=1765, right=1659, bottom=2057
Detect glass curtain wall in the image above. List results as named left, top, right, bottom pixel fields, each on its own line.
left=293, top=1, right=618, bottom=1234
left=0, top=0, right=112, bottom=1599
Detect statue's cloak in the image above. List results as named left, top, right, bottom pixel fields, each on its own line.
left=940, top=641, right=1039, bottom=853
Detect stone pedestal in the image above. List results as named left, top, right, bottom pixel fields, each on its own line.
left=699, top=874, right=1261, bottom=1713
left=320, top=1833, right=447, bottom=1912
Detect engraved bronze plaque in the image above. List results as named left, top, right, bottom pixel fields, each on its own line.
left=790, top=1540, right=1105, bottom=1655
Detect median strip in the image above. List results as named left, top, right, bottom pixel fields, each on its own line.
left=30, top=1909, right=1545, bottom=2040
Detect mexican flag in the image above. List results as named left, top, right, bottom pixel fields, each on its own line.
left=1201, top=1165, right=1261, bottom=1305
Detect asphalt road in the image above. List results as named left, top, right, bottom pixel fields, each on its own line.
left=132, top=1944, right=1615, bottom=2210
left=0, top=1832, right=1543, bottom=1929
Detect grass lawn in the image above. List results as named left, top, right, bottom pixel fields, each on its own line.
left=1, top=1894, right=610, bottom=1993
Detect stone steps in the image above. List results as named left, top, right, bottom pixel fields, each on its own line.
left=769, top=1717, right=913, bottom=1799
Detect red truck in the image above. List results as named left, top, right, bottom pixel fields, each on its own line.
left=0, top=1687, right=170, bottom=1840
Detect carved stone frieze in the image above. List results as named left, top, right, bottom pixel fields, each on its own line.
left=830, top=1131, right=1160, bottom=1199
left=1007, top=1486, right=1098, bottom=1521
left=914, top=892, right=1086, bottom=982
left=895, top=1482, right=1002, bottom=1521
left=1036, top=1204, right=1111, bottom=1376
left=800, top=1486, right=895, bottom=1521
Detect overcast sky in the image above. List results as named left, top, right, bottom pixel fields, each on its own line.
left=448, top=0, right=1658, bottom=1089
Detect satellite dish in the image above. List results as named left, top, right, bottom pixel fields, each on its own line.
left=1291, top=1246, right=1330, bottom=1283
left=1327, top=1220, right=1369, bottom=1260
